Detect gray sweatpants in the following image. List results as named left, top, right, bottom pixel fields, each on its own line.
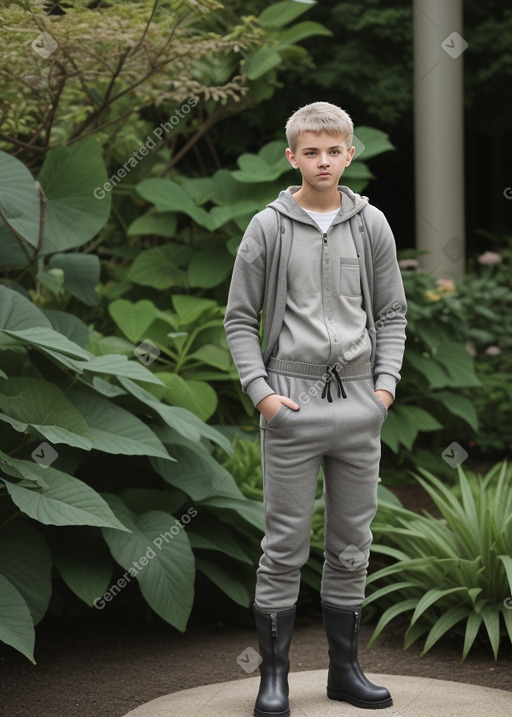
left=255, top=358, right=387, bottom=611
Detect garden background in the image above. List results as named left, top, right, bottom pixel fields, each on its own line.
left=0, top=0, right=511, bottom=680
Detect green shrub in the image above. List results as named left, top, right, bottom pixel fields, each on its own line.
left=0, top=143, right=264, bottom=664
left=378, top=263, right=481, bottom=482
left=366, top=462, right=512, bottom=661
left=386, top=243, right=512, bottom=477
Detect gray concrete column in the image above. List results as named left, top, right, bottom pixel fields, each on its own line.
left=413, top=0, right=465, bottom=276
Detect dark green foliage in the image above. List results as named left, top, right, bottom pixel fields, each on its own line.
left=367, top=463, right=512, bottom=662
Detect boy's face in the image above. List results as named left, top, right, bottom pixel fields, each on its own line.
left=285, top=131, right=355, bottom=193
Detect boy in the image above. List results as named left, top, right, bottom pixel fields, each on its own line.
left=224, top=102, right=407, bottom=715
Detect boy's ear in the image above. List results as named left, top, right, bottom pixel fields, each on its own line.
left=285, top=147, right=299, bottom=169
left=346, top=146, right=356, bottom=165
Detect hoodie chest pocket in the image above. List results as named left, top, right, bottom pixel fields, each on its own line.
left=339, top=257, right=361, bottom=297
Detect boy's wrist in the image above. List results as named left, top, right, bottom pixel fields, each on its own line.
left=374, top=373, right=396, bottom=398
left=247, top=378, right=275, bottom=407
left=375, top=389, right=393, bottom=409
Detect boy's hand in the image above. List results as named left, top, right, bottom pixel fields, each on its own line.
left=375, top=389, right=393, bottom=410
left=256, top=394, right=300, bottom=423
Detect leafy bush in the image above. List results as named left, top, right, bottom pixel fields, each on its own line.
left=366, top=462, right=512, bottom=661
left=0, top=140, right=265, bottom=664
left=376, top=263, right=481, bottom=481
left=385, top=243, right=512, bottom=476
left=457, top=241, right=512, bottom=461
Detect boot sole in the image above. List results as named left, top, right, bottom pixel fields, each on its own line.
left=327, top=688, right=393, bottom=709
left=254, top=709, right=290, bottom=717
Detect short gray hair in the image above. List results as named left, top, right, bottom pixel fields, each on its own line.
left=285, top=101, right=354, bottom=153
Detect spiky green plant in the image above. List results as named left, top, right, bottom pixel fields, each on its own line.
left=366, top=462, right=512, bottom=661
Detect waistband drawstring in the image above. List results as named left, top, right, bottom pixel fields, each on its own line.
left=321, top=365, right=347, bottom=402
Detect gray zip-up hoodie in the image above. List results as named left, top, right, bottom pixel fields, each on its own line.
left=224, top=186, right=407, bottom=408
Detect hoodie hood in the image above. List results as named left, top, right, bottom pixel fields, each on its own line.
left=267, top=185, right=369, bottom=225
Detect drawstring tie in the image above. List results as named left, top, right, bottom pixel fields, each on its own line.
left=321, top=365, right=347, bottom=402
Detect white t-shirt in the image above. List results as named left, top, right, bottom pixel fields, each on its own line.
left=302, top=208, right=339, bottom=234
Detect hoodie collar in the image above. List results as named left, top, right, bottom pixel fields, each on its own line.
left=267, top=185, right=368, bottom=225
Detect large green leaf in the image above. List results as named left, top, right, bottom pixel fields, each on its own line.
left=1, top=326, right=92, bottom=361
left=0, top=574, right=35, bottom=664
left=381, top=404, right=443, bottom=452
left=187, top=246, right=234, bottom=289
left=127, top=209, right=177, bottom=238
left=155, top=371, right=218, bottom=420
left=231, top=142, right=290, bottom=183
left=404, top=350, right=455, bottom=389
left=0, top=151, right=40, bottom=249
left=42, top=309, right=90, bottom=348
left=433, top=391, right=479, bottom=431
left=258, top=0, right=316, bottom=29
left=0, top=221, right=31, bottom=266
left=0, top=448, right=51, bottom=489
left=172, top=295, right=217, bottom=325
left=277, top=20, right=332, bottom=48
left=67, top=388, right=172, bottom=460
left=36, top=135, right=111, bottom=254
left=433, top=342, right=481, bottom=388
left=351, top=126, right=395, bottom=160
left=127, top=245, right=189, bottom=290
left=0, top=522, right=52, bottom=624
left=51, top=528, right=113, bottom=607
left=48, top=253, right=101, bottom=306
left=82, top=354, right=165, bottom=385
left=0, top=285, right=51, bottom=333
left=101, top=494, right=195, bottom=631
left=118, top=378, right=232, bottom=454
left=188, top=344, right=232, bottom=371
left=242, top=47, right=282, bottom=80
left=151, top=441, right=243, bottom=503
left=109, top=299, right=160, bottom=343
left=2, top=469, right=130, bottom=530
left=0, top=377, right=91, bottom=449
left=136, top=179, right=211, bottom=226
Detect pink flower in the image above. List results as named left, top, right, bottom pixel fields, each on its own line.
left=478, top=251, right=502, bottom=265
left=399, top=259, right=420, bottom=270
left=485, top=345, right=502, bottom=355
left=465, top=343, right=477, bottom=357
left=435, top=278, right=455, bottom=293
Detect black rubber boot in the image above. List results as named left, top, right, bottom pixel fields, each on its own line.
left=253, top=603, right=296, bottom=717
left=322, top=601, right=393, bottom=709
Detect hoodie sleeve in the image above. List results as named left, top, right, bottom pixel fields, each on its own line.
left=224, top=215, right=275, bottom=408
left=364, top=207, right=407, bottom=398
